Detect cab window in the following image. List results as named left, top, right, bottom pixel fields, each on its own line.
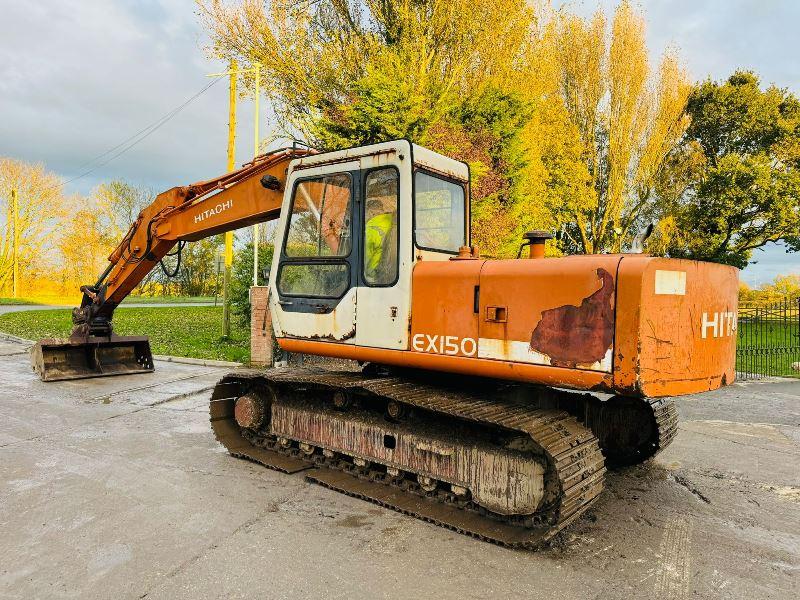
left=279, top=173, right=352, bottom=299
left=278, top=263, right=349, bottom=298
left=285, top=174, right=352, bottom=257
left=363, top=168, right=399, bottom=286
left=414, top=171, right=466, bottom=253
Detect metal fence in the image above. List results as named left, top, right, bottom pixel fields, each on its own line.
left=736, top=298, right=800, bottom=380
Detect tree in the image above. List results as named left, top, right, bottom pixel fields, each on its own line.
left=760, top=274, right=800, bottom=302
left=199, top=0, right=532, bottom=147
left=199, top=0, right=541, bottom=256
left=168, top=236, right=224, bottom=297
left=535, top=2, right=691, bottom=254
left=94, top=180, right=152, bottom=233
left=425, top=87, right=536, bottom=257
left=0, top=158, right=66, bottom=295
left=199, top=1, right=691, bottom=257
left=58, top=180, right=154, bottom=294
left=652, top=71, right=800, bottom=268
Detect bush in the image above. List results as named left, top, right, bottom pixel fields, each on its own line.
left=231, top=242, right=274, bottom=327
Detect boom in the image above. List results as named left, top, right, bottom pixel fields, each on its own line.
left=31, top=147, right=311, bottom=381
left=73, top=147, right=312, bottom=337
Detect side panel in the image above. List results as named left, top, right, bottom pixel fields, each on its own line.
left=614, top=257, right=738, bottom=396
left=477, top=256, right=623, bottom=372
left=409, top=260, right=484, bottom=357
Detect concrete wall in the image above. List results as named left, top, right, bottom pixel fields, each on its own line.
left=250, top=286, right=273, bottom=367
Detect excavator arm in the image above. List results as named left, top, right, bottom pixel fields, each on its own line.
left=33, top=147, right=313, bottom=381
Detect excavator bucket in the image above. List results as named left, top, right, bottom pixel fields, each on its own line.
left=31, top=336, right=154, bottom=382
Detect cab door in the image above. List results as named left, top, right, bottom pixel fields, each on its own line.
left=269, top=162, right=360, bottom=342
left=352, top=151, right=412, bottom=350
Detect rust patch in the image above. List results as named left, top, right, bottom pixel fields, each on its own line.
left=305, top=326, right=356, bottom=343
left=530, top=268, right=615, bottom=368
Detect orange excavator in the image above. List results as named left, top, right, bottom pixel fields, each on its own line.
left=32, top=140, right=738, bottom=547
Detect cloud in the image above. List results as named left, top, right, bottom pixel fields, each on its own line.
left=0, top=0, right=260, bottom=196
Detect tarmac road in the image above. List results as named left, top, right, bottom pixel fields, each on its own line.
left=0, top=336, right=798, bottom=600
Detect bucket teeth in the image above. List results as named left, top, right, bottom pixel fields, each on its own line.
left=32, top=335, right=154, bottom=382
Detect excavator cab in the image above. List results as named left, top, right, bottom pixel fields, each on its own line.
left=268, top=140, right=469, bottom=350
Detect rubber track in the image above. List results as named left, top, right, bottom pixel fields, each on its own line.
left=210, top=368, right=606, bottom=548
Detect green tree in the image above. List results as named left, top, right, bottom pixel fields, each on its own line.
left=174, top=237, right=223, bottom=297
left=231, top=241, right=274, bottom=326
left=653, top=71, right=800, bottom=267
left=425, top=87, right=534, bottom=257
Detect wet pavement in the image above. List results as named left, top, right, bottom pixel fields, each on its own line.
left=0, top=336, right=798, bottom=599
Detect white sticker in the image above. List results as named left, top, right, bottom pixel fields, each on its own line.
left=655, top=270, right=686, bottom=295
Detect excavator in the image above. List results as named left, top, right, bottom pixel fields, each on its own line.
left=32, top=140, right=738, bottom=547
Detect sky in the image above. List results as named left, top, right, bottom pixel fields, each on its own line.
left=0, top=0, right=798, bottom=285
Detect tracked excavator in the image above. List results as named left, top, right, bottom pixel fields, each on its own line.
left=32, top=140, right=738, bottom=547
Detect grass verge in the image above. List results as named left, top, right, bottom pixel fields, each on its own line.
left=0, top=297, right=39, bottom=305
left=121, top=296, right=215, bottom=304
left=0, top=306, right=249, bottom=363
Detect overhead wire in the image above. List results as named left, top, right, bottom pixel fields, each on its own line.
left=46, top=76, right=223, bottom=192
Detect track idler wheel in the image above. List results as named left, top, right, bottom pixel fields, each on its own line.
left=593, top=396, right=657, bottom=466
left=332, top=390, right=352, bottom=411
left=385, top=400, right=406, bottom=422
left=234, top=391, right=271, bottom=430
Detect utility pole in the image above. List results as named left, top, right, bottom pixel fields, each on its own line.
left=11, top=188, right=18, bottom=298
left=223, top=60, right=237, bottom=338
left=252, top=62, right=261, bottom=287
left=207, top=60, right=262, bottom=334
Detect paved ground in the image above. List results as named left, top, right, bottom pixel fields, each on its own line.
left=1, top=337, right=798, bottom=600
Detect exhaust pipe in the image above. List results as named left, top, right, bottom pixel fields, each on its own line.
left=520, top=231, right=553, bottom=259
left=31, top=335, right=154, bottom=382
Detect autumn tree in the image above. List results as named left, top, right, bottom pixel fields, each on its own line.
left=652, top=71, right=800, bottom=268
left=0, top=158, right=66, bottom=295
left=57, top=181, right=143, bottom=291
left=199, top=0, right=532, bottom=146
left=761, top=274, right=800, bottom=301
left=535, top=2, right=691, bottom=254
left=738, top=274, right=800, bottom=305
left=199, top=0, right=540, bottom=256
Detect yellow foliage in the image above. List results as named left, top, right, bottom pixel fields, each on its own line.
left=0, top=157, right=67, bottom=296
left=199, top=0, right=533, bottom=143
left=521, top=1, right=691, bottom=253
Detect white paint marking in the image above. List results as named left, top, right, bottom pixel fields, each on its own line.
left=655, top=270, right=687, bottom=295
